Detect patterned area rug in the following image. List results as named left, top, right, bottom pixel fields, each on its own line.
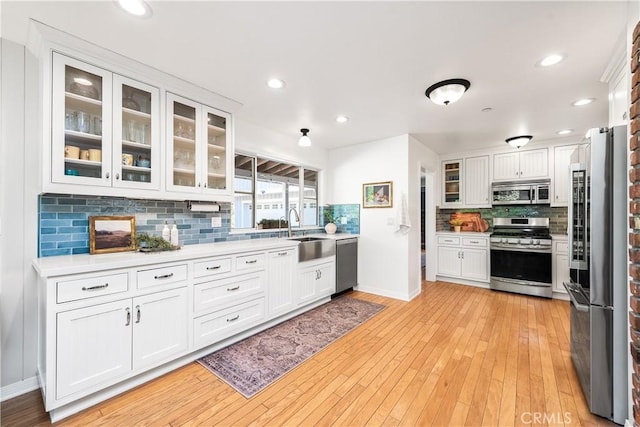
left=198, top=296, right=385, bottom=398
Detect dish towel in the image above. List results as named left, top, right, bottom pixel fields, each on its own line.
left=396, top=193, right=411, bottom=233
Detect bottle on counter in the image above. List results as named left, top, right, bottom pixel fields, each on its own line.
left=170, top=222, right=179, bottom=247
left=162, top=221, right=170, bottom=242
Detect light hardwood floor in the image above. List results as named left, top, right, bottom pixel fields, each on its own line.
left=1, top=281, right=615, bottom=426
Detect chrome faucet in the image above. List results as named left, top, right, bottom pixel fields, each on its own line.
left=278, top=216, right=286, bottom=238
left=287, top=207, right=300, bottom=237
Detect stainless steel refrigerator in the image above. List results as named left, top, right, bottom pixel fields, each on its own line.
left=563, top=125, right=628, bottom=424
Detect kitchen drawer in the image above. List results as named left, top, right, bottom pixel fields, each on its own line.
left=194, top=257, right=233, bottom=278
left=437, top=236, right=460, bottom=246
left=236, top=253, right=266, bottom=272
left=462, top=237, right=487, bottom=248
left=555, top=241, right=569, bottom=253
left=194, top=272, right=265, bottom=314
left=193, top=297, right=265, bottom=349
left=137, top=264, right=188, bottom=289
left=57, top=273, right=128, bottom=303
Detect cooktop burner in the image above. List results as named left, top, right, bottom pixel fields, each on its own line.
left=491, top=217, right=551, bottom=239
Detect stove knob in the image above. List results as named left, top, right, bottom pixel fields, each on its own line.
left=533, top=239, right=540, bottom=245
left=519, top=238, right=529, bottom=245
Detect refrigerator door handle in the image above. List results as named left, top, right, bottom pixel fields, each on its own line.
left=563, top=282, right=589, bottom=312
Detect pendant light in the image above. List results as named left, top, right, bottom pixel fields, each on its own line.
left=425, top=79, right=471, bottom=106
left=299, top=128, right=311, bottom=147
left=505, top=135, right=532, bottom=148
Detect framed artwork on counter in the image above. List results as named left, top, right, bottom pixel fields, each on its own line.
left=89, top=215, right=136, bottom=254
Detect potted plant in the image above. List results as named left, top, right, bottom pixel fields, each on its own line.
left=450, top=218, right=465, bottom=232
left=323, top=210, right=338, bottom=235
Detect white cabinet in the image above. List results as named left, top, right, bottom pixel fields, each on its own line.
left=267, top=247, right=296, bottom=317
left=166, top=93, right=233, bottom=201
left=297, top=259, right=336, bottom=305
left=552, top=145, right=578, bottom=206
left=51, top=53, right=162, bottom=193
left=553, top=239, right=569, bottom=294
left=442, top=160, right=462, bottom=206
left=436, top=234, right=489, bottom=283
left=464, top=155, right=490, bottom=207
left=55, top=287, right=187, bottom=400
left=493, top=148, right=548, bottom=181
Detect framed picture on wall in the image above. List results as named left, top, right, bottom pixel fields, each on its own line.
left=89, top=216, right=136, bottom=254
left=363, top=181, right=393, bottom=208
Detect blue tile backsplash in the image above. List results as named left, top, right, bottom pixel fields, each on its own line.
left=320, top=204, right=361, bottom=234
left=38, top=194, right=325, bottom=257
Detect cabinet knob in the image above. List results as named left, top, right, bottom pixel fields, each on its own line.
left=106, top=172, right=110, bottom=179
left=198, top=182, right=201, bottom=187
left=115, top=173, right=120, bottom=180
left=204, top=183, right=207, bottom=188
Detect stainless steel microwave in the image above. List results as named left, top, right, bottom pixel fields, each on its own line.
left=491, top=180, right=550, bottom=205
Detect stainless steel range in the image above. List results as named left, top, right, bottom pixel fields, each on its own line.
left=489, top=217, right=552, bottom=298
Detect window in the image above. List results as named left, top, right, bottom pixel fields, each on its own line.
left=232, top=154, right=319, bottom=229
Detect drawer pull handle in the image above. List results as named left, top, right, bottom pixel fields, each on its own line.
left=245, top=260, right=258, bottom=264
left=227, top=315, right=240, bottom=322
left=82, top=283, right=109, bottom=291
left=277, top=252, right=288, bottom=256
left=469, top=240, right=479, bottom=244
left=154, top=273, right=174, bottom=280
left=444, top=239, right=453, bottom=242
left=135, top=305, right=141, bottom=323
left=125, top=307, right=131, bottom=326
left=206, top=265, right=222, bottom=270
left=227, top=286, right=240, bottom=292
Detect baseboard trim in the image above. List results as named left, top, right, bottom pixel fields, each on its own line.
left=1, top=376, right=39, bottom=402
left=354, top=285, right=413, bottom=301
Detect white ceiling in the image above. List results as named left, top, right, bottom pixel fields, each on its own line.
left=1, top=1, right=630, bottom=154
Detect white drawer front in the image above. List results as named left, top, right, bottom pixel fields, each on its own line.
left=56, top=273, right=129, bottom=303
left=137, top=264, right=188, bottom=289
left=193, top=298, right=265, bottom=348
left=194, top=257, right=233, bottom=278
left=555, top=241, right=569, bottom=253
left=437, top=236, right=460, bottom=246
left=462, top=237, right=487, bottom=248
left=194, top=272, right=265, bottom=314
left=236, top=253, right=266, bottom=271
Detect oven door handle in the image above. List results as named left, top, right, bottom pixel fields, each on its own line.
left=563, top=282, right=590, bottom=312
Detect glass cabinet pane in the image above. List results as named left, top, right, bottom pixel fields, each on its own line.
left=206, top=112, right=227, bottom=190
left=120, top=84, right=152, bottom=184
left=443, top=161, right=461, bottom=204
left=63, top=65, right=105, bottom=180
left=172, top=102, right=197, bottom=188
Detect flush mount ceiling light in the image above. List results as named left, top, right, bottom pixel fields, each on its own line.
left=115, top=0, right=152, bottom=17
left=557, top=129, right=574, bottom=135
left=425, top=78, right=471, bottom=106
left=536, top=53, right=567, bottom=67
left=506, top=135, right=533, bottom=148
left=572, top=98, right=595, bottom=107
left=335, top=115, right=349, bottom=123
left=267, top=78, right=285, bottom=89
left=299, top=128, right=311, bottom=147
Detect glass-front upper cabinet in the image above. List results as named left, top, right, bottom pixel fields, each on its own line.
left=112, top=75, right=160, bottom=190
left=167, top=93, right=232, bottom=197
left=52, top=53, right=112, bottom=186
left=442, top=160, right=463, bottom=206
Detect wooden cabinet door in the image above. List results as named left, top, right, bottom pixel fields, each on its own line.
left=56, top=300, right=132, bottom=399
left=460, top=248, right=488, bottom=282
left=492, top=152, right=520, bottom=181
left=314, top=261, right=336, bottom=298
left=519, top=148, right=548, bottom=179
left=437, top=246, right=461, bottom=277
left=267, top=248, right=296, bottom=317
left=132, top=288, right=188, bottom=371
left=553, top=145, right=577, bottom=206
left=464, top=155, right=490, bottom=206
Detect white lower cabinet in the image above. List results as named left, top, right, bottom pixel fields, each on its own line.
left=553, top=239, right=569, bottom=294
left=56, top=287, right=187, bottom=400
left=297, top=259, right=336, bottom=305
left=267, top=247, right=296, bottom=317
left=436, top=234, right=489, bottom=283
left=193, top=297, right=265, bottom=348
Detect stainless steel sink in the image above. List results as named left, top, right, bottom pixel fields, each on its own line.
left=288, top=237, right=335, bottom=262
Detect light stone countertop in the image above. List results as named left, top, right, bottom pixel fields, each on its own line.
left=436, top=231, right=492, bottom=236
left=304, top=233, right=359, bottom=240
left=551, top=234, right=568, bottom=240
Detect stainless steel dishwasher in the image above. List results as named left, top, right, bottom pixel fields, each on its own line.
left=335, top=237, right=358, bottom=294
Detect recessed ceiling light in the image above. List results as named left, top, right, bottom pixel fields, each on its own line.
left=481, top=107, right=493, bottom=113
left=115, top=0, right=152, bottom=17
left=335, top=115, right=349, bottom=123
left=572, top=98, right=595, bottom=107
left=557, top=129, right=573, bottom=135
left=537, top=53, right=566, bottom=67
left=267, top=78, right=285, bottom=89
